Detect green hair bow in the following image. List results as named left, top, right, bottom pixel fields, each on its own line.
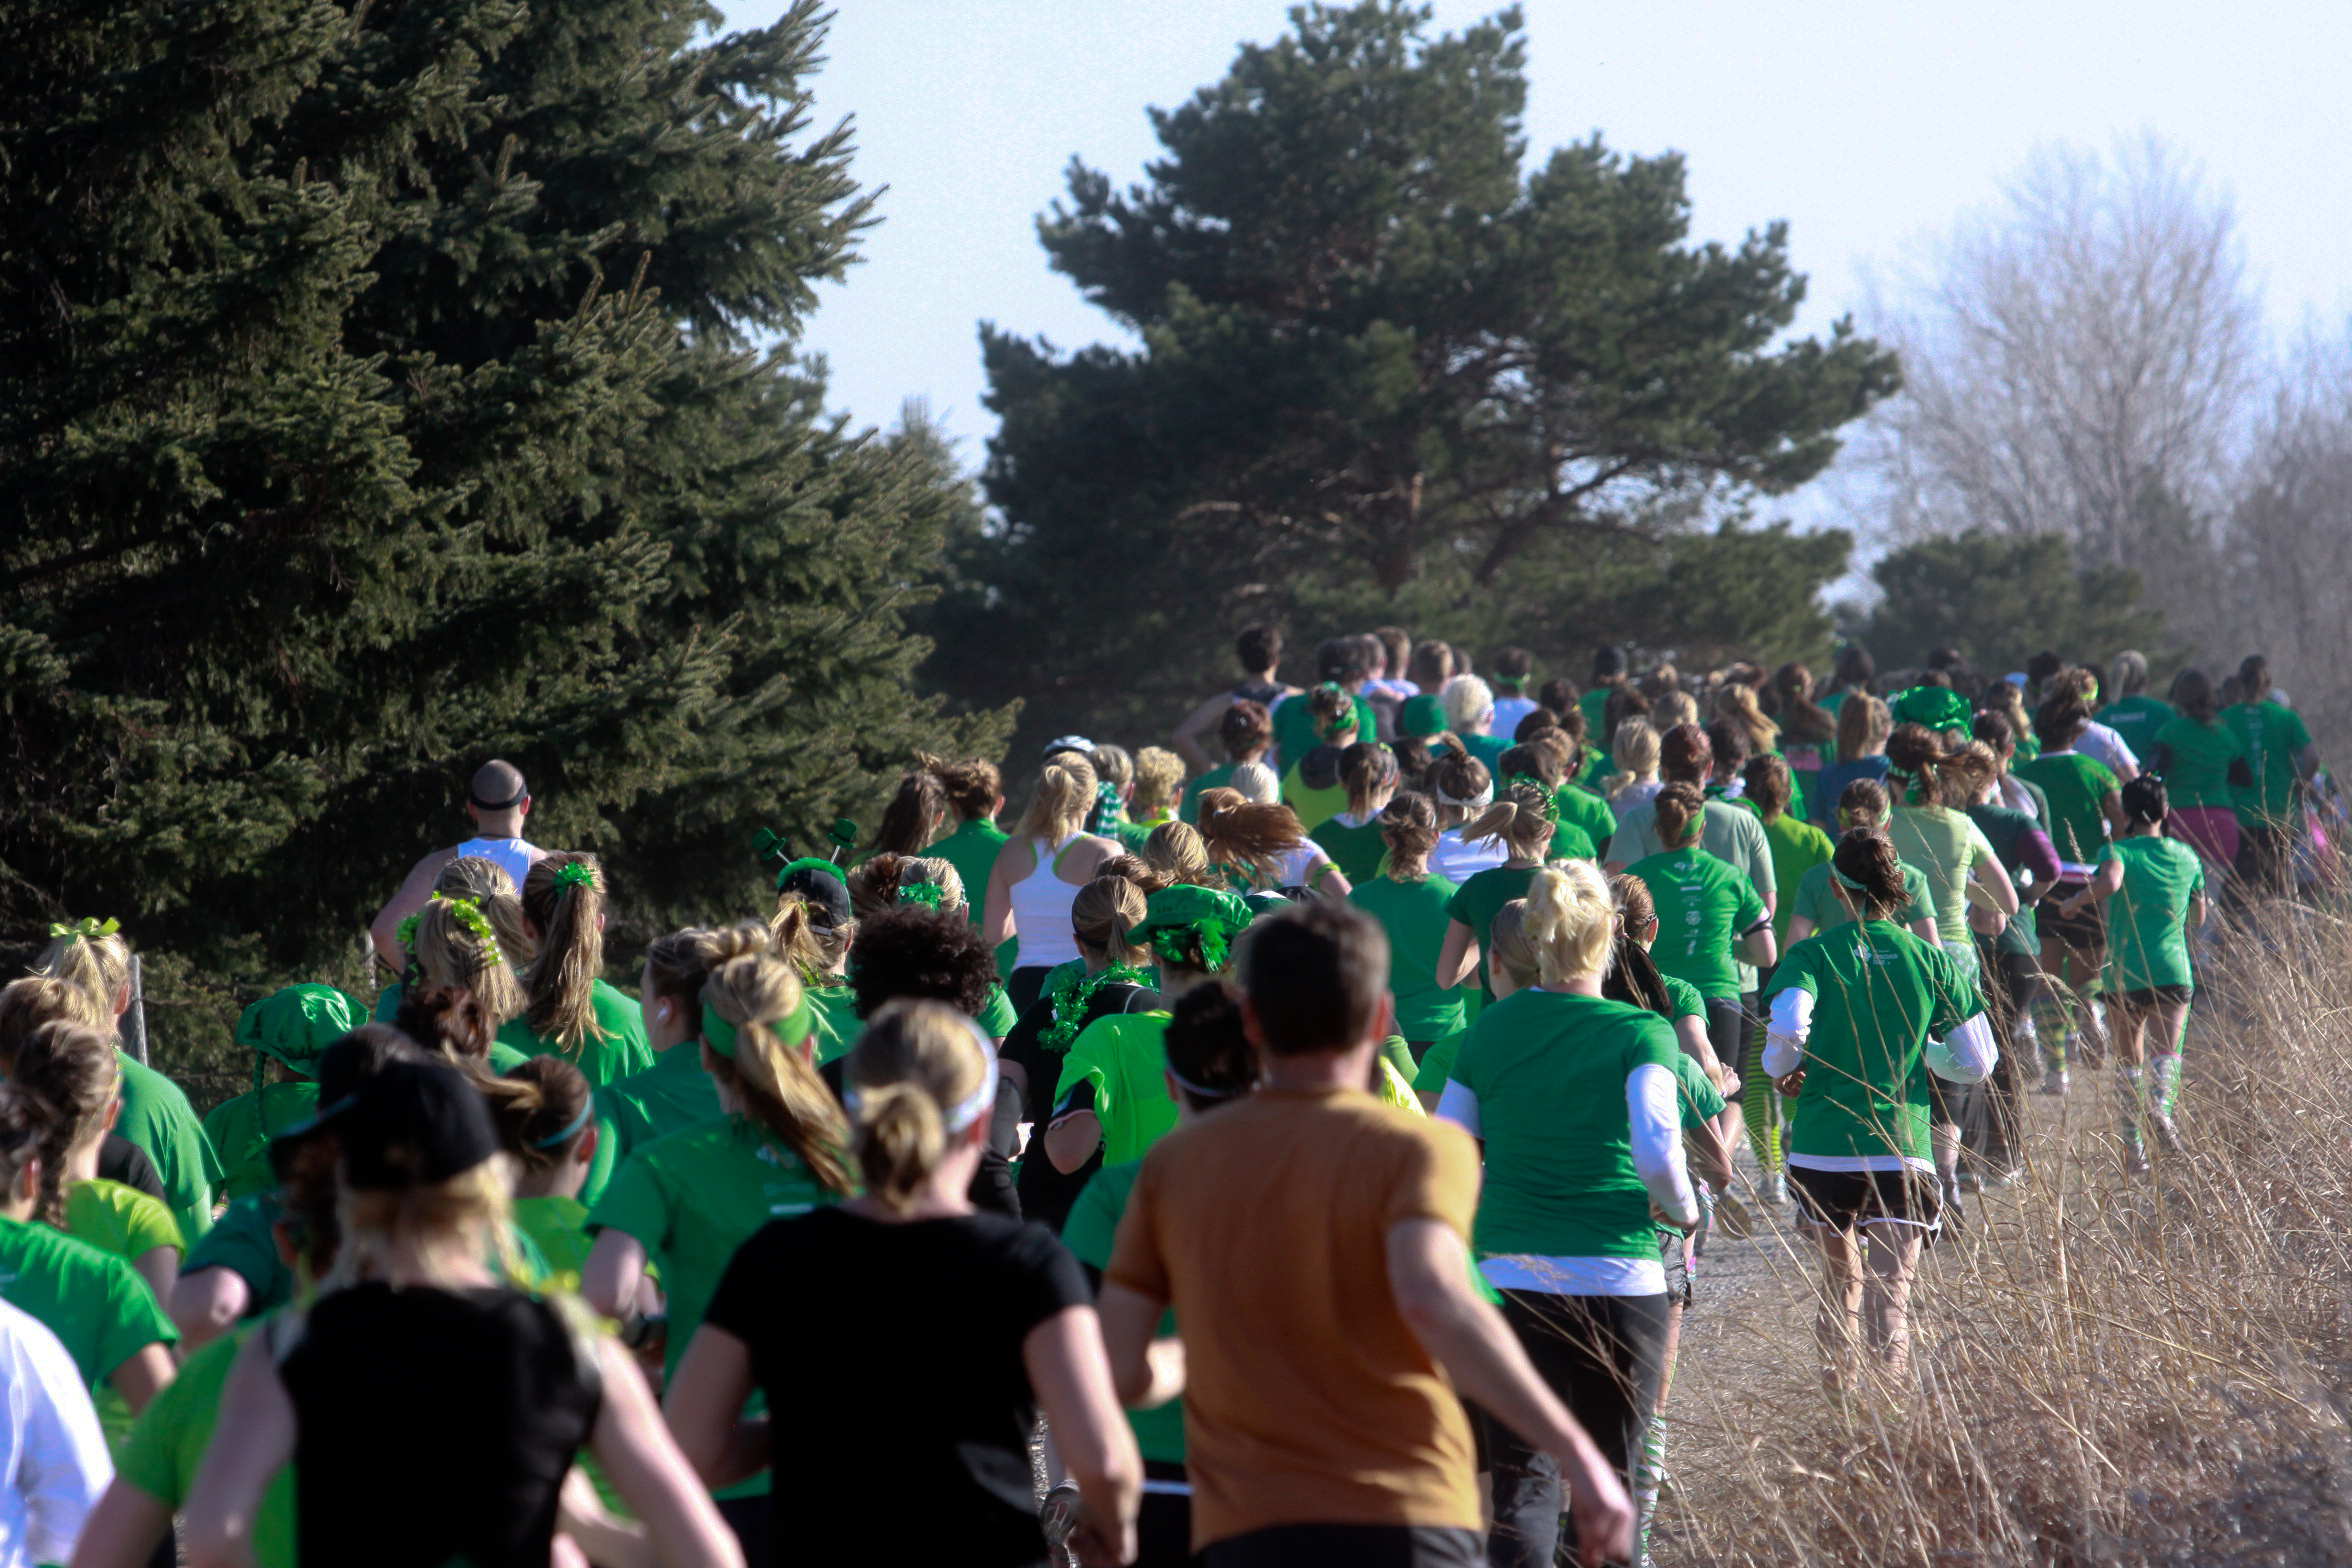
left=48, top=916, right=119, bottom=943
left=900, top=881, right=947, bottom=910
left=555, top=860, right=598, bottom=893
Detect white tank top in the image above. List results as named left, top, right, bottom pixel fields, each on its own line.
left=454, top=837, right=541, bottom=891
left=1007, top=834, right=1086, bottom=970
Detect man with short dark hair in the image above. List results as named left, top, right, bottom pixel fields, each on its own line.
left=1173, top=628, right=1302, bottom=773
left=367, top=760, right=547, bottom=966
left=1490, top=647, right=1538, bottom=738
left=1099, top=902, right=1632, bottom=1568
left=1580, top=645, right=1631, bottom=754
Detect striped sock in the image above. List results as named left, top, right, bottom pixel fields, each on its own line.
left=1635, top=1411, right=1669, bottom=1554
left=2150, top=1051, right=2183, bottom=1116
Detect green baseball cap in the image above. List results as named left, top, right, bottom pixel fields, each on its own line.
left=1891, top=685, right=1974, bottom=735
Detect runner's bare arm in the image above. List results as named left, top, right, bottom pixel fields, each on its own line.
left=594, top=1334, right=745, bottom=1567
left=369, top=848, right=458, bottom=968
left=170, top=1265, right=250, bottom=1352
left=185, top=1333, right=296, bottom=1568
left=1386, top=1218, right=1633, bottom=1568
left=1172, top=693, right=1233, bottom=774
left=1025, top=1305, right=1142, bottom=1568
left=581, top=1228, right=649, bottom=1323
left=1095, top=1281, right=1183, bottom=1408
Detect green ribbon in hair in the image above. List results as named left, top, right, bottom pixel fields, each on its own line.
left=399, top=894, right=503, bottom=965
left=554, top=860, right=598, bottom=893
left=48, top=916, right=119, bottom=942
left=900, top=881, right=947, bottom=910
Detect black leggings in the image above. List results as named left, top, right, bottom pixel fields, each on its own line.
left=1971, top=942, right=2043, bottom=1171
left=1485, top=1291, right=1671, bottom=1568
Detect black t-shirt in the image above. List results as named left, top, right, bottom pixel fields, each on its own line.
left=706, top=1206, right=1091, bottom=1568
left=279, top=1284, right=600, bottom=1568
left=97, top=1135, right=166, bottom=1201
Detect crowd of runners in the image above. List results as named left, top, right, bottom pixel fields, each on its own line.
left=0, top=626, right=2330, bottom=1568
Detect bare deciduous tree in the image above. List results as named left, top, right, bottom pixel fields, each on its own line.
left=1861, top=136, right=2257, bottom=581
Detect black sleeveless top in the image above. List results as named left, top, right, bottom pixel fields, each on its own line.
left=278, top=1283, right=601, bottom=1568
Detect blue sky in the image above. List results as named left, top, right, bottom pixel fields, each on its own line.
left=720, top=0, right=2352, bottom=522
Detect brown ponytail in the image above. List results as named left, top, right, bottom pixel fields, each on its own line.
left=0, top=979, right=95, bottom=1075
left=923, top=754, right=1003, bottom=824
left=1072, top=877, right=1150, bottom=966
left=491, top=1056, right=594, bottom=1176
left=1340, top=741, right=1400, bottom=816
left=1380, top=791, right=1440, bottom=881
left=1830, top=830, right=1909, bottom=920
left=1464, top=781, right=1556, bottom=861
left=870, top=770, right=949, bottom=856
left=1653, top=781, right=1706, bottom=849
left=1742, top=753, right=1793, bottom=823
left=9, top=1021, right=118, bottom=1226
left=521, top=852, right=610, bottom=1052
left=1196, top=788, right=1306, bottom=884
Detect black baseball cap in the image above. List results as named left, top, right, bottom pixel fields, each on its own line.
left=778, top=859, right=853, bottom=930
left=333, top=1060, right=500, bottom=1192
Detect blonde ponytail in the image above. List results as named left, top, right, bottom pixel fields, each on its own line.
left=33, top=921, right=132, bottom=1029
left=1464, top=782, right=1555, bottom=860
left=410, top=898, right=525, bottom=1023
left=702, top=950, right=856, bottom=1196
left=1523, top=861, right=1615, bottom=987
left=846, top=1000, right=991, bottom=1214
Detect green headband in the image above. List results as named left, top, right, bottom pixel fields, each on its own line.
left=702, top=993, right=815, bottom=1059
left=1832, top=865, right=1871, bottom=892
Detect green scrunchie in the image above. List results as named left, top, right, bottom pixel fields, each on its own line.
left=555, top=860, right=598, bottom=893
left=900, top=881, right=947, bottom=910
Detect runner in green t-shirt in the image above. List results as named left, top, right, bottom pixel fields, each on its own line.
left=90, top=1324, right=298, bottom=1568
left=505, top=853, right=656, bottom=1088
left=206, top=983, right=366, bottom=1204
left=491, top=1056, right=603, bottom=1294
left=584, top=948, right=855, bottom=1521
left=2058, top=777, right=2208, bottom=1171
left=1270, top=642, right=1378, bottom=772
left=2222, top=656, right=2321, bottom=892
left=1279, top=684, right=1364, bottom=832
left=1039, top=884, right=1251, bottom=1180
left=1308, top=741, right=1401, bottom=884
left=1351, top=794, right=1470, bottom=1073
left=1060, top=983, right=1261, bottom=1564
left=1435, top=858, right=1699, bottom=1561
left=1760, top=829, right=1993, bottom=1388
left=1435, top=783, right=1582, bottom=1004
left=2146, top=668, right=2250, bottom=876
left=1737, top=754, right=1835, bottom=946
left=923, top=755, right=1020, bottom=974
left=0, top=1167, right=177, bottom=1447
left=2096, top=651, right=2174, bottom=762
left=29, top=918, right=221, bottom=1240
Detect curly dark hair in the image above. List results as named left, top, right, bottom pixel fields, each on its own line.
left=849, top=905, right=999, bottom=1022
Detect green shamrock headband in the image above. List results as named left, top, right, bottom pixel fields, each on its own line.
left=396, top=894, right=504, bottom=965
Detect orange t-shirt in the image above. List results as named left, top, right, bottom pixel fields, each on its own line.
left=1105, top=1085, right=1483, bottom=1549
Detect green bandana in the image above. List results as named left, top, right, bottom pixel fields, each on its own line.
left=702, top=993, right=814, bottom=1058
left=1128, top=885, right=1253, bottom=973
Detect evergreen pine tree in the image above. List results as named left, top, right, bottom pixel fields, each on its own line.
left=0, top=0, right=1004, bottom=979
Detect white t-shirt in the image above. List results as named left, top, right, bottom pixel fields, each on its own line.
left=1491, top=695, right=1540, bottom=740
left=454, top=836, right=543, bottom=890
left=2074, top=722, right=2138, bottom=777
left=1262, top=842, right=1337, bottom=889
left=1430, top=827, right=1509, bottom=886
left=0, top=1299, right=111, bottom=1568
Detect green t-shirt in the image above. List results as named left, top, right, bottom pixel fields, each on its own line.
left=513, top=1194, right=595, bottom=1296
left=2097, top=695, right=2175, bottom=764
left=0, top=1214, right=176, bottom=1395
left=1447, top=990, right=1680, bottom=1259
left=1309, top=814, right=1390, bottom=885
left=934, top=816, right=1018, bottom=972
left=2223, top=701, right=2314, bottom=828
left=2101, top=837, right=2205, bottom=992
left=1790, top=860, right=1934, bottom=937
left=1753, top=809, right=1835, bottom=943
left=1447, top=864, right=1538, bottom=1003
left=1350, top=874, right=1469, bottom=1042
left=1888, top=805, right=1998, bottom=948
left=2151, top=715, right=2246, bottom=811
left=2015, top=751, right=2119, bottom=875
left=1659, top=972, right=1706, bottom=1025
left=1272, top=692, right=1376, bottom=772
left=1765, top=923, right=1981, bottom=1164
left=115, top=1326, right=297, bottom=1568
left=1061, top=1161, right=1184, bottom=1463
left=1666, top=1047, right=1724, bottom=1131
left=586, top=1115, right=839, bottom=1382
left=1178, top=764, right=1238, bottom=826
left=596, top=1043, right=723, bottom=1174
left=114, top=1050, right=219, bottom=1241
left=202, top=1082, right=321, bottom=1204
left=65, top=1178, right=184, bottom=1272
left=1625, top=847, right=1768, bottom=1002
left=1052, top=1013, right=1179, bottom=1167
left=1553, top=784, right=1617, bottom=860
left=496, top=978, right=657, bottom=1089
left=183, top=1192, right=291, bottom=1316
left=1965, top=803, right=2044, bottom=957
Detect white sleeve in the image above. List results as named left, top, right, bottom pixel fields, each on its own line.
left=1628, top=1063, right=1699, bottom=1228
left=1435, top=1079, right=1480, bottom=1138
left=1925, top=1012, right=1999, bottom=1084
left=1762, top=987, right=1813, bottom=1077
left=6, top=1310, right=112, bottom=1565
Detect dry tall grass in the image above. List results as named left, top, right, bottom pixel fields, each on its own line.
left=1662, top=901, right=2352, bottom=1565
